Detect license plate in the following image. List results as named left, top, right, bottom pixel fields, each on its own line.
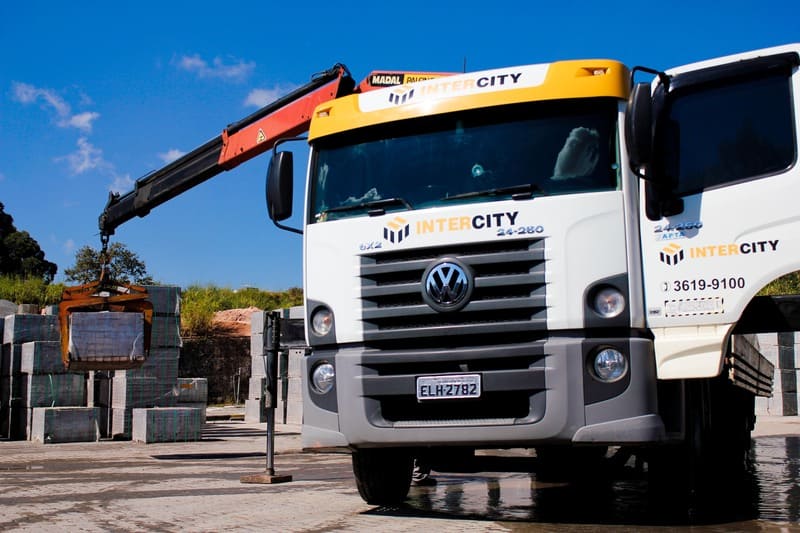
left=416, top=374, right=481, bottom=401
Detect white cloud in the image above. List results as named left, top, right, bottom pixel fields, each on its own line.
left=176, top=54, right=255, bottom=82
left=12, top=82, right=99, bottom=132
left=63, top=239, right=76, bottom=253
left=63, top=111, right=100, bottom=133
left=109, top=174, right=134, bottom=194
left=158, top=148, right=186, bottom=164
left=244, top=84, right=298, bottom=108
left=59, top=137, right=106, bottom=175
left=0, top=172, right=5, bottom=182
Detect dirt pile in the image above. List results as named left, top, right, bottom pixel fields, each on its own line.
left=211, top=306, right=260, bottom=337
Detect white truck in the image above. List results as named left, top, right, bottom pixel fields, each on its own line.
left=266, top=44, right=796, bottom=503
left=90, top=44, right=798, bottom=505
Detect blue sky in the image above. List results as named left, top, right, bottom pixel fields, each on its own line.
left=1, top=1, right=797, bottom=290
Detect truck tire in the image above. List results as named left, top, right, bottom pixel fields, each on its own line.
left=351, top=448, right=413, bottom=505
left=650, top=376, right=754, bottom=489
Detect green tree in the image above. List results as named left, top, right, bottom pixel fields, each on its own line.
left=0, top=202, right=57, bottom=282
left=64, top=242, right=155, bottom=285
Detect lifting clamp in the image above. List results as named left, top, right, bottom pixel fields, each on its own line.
left=58, top=234, right=153, bottom=371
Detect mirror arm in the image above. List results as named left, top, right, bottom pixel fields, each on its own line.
left=267, top=137, right=306, bottom=235
left=272, top=219, right=303, bottom=235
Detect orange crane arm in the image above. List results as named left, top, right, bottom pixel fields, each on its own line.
left=99, top=64, right=355, bottom=236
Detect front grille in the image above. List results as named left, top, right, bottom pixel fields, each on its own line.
left=359, top=238, right=547, bottom=341
left=359, top=344, right=547, bottom=427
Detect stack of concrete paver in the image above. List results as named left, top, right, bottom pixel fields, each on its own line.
left=1, top=288, right=208, bottom=444
left=245, top=308, right=305, bottom=425
left=175, top=377, right=208, bottom=423
left=245, top=310, right=268, bottom=423
left=1, top=313, right=91, bottom=441
left=111, top=286, right=203, bottom=442
left=756, top=332, right=800, bottom=416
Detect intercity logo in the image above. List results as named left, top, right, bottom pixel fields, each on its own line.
left=659, top=243, right=684, bottom=266
left=384, top=216, right=411, bottom=243
left=658, top=239, right=780, bottom=266
left=388, top=86, right=415, bottom=105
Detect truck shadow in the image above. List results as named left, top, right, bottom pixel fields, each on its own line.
left=366, top=438, right=800, bottom=527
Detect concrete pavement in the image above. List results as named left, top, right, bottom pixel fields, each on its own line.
left=0, top=407, right=797, bottom=531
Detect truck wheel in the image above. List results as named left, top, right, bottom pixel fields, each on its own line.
left=351, top=448, right=413, bottom=505
left=650, top=377, right=754, bottom=489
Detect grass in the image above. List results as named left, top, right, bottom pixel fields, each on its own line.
left=179, top=284, right=303, bottom=336
left=0, top=275, right=302, bottom=337
left=0, top=276, right=64, bottom=307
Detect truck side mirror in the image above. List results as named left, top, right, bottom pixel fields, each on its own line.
left=625, top=82, right=653, bottom=179
left=266, top=151, right=294, bottom=222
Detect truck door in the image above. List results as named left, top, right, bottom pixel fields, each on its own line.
left=637, top=44, right=800, bottom=378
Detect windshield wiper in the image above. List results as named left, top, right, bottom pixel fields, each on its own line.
left=320, top=197, right=414, bottom=218
left=442, top=183, right=546, bottom=201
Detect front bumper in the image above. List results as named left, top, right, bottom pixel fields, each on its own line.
left=301, top=336, right=665, bottom=449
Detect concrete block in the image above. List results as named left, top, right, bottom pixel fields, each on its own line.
left=31, top=407, right=99, bottom=443
left=1, top=375, right=21, bottom=438
left=755, top=396, right=774, bottom=416
left=20, top=374, right=85, bottom=407
left=111, top=407, right=132, bottom=439
left=284, top=377, right=303, bottom=425
left=145, top=347, right=181, bottom=364
left=123, top=354, right=180, bottom=382
left=151, top=315, right=181, bottom=348
left=3, top=314, right=59, bottom=344
left=251, top=310, right=267, bottom=336
left=249, top=377, right=266, bottom=400
left=21, top=341, right=65, bottom=374
left=144, top=286, right=181, bottom=315
left=245, top=398, right=266, bottom=423
left=1, top=343, right=22, bottom=376
left=175, top=378, right=207, bottom=404
left=97, top=406, right=111, bottom=438
left=780, top=370, right=798, bottom=393
left=0, top=299, right=17, bottom=317
left=287, top=348, right=303, bottom=377
left=782, top=391, right=799, bottom=416
left=251, top=355, right=267, bottom=377
left=758, top=341, right=779, bottom=369
left=68, top=312, right=145, bottom=366
left=178, top=402, right=207, bottom=423
left=112, top=376, right=162, bottom=408
left=250, top=333, right=265, bottom=357
left=10, top=406, right=32, bottom=440
left=1, top=375, right=14, bottom=409
left=87, top=372, right=113, bottom=408
left=132, top=407, right=203, bottom=443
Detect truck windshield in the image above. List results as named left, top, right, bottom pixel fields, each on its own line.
left=310, top=98, right=619, bottom=222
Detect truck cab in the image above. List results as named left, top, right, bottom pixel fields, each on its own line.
left=268, top=44, right=800, bottom=504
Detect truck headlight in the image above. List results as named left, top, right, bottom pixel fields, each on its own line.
left=592, top=287, right=625, bottom=318
left=592, top=348, right=628, bottom=383
left=311, top=307, right=333, bottom=336
left=311, top=362, right=335, bottom=394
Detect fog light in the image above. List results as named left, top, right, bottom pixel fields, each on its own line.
left=311, top=362, right=335, bottom=394
left=593, top=348, right=628, bottom=383
left=593, top=287, right=625, bottom=318
left=311, top=307, right=333, bottom=336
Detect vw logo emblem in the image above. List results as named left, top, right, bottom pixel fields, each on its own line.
left=422, top=259, right=473, bottom=312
